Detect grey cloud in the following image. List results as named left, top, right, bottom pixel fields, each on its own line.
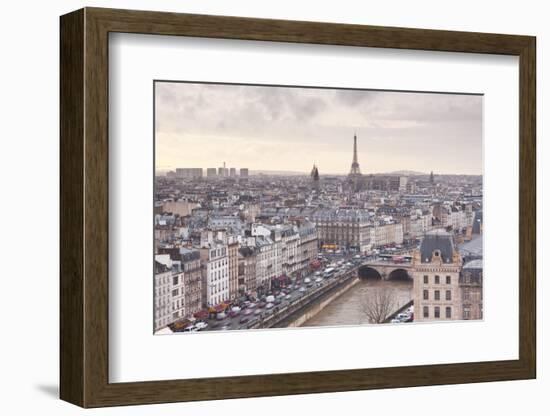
left=334, top=89, right=377, bottom=106
left=155, top=82, right=482, bottom=174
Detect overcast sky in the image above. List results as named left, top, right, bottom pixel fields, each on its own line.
left=155, top=81, right=482, bottom=175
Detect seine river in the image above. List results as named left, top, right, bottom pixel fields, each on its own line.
left=302, top=279, right=413, bottom=327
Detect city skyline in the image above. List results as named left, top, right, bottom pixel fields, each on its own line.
left=155, top=82, right=483, bottom=175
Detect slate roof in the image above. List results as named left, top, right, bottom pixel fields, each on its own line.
left=463, top=259, right=483, bottom=269
left=472, top=210, right=483, bottom=234
left=460, top=259, right=483, bottom=284
left=420, top=229, right=455, bottom=263
left=239, top=246, right=256, bottom=257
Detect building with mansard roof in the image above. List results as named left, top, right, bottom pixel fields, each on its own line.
left=412, top=229, right=463, bottom=321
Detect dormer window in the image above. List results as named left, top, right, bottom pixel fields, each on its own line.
left=434, top=249, right=441, bottom=257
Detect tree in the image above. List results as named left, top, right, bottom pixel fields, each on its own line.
left=360, top=286, right=397, bottom=324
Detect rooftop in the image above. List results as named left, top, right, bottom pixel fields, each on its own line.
left=463, top=259, right=483, bottom=269
left=420, top=229, right=455, bottom=263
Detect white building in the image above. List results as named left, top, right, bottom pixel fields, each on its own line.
left=409, top=213, right=431, bottom=238
left=369, top=221, right=404, bottom=247
left=254, top=235, right=278, bottom=295
left=199, top=230, right=229, bottom=307
left=154, top=260, right=172, bottom=331
left=154, top=254, right=186, bottom=331
left=280, top=226, right=300, bottom=276
left=170, top=268, right=186, bottom=322
left=297, top=221, right=319, bottom=276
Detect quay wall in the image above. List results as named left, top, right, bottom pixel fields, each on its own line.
left=280, top=277, right=360, bottom=328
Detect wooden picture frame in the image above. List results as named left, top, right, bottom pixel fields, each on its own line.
left=60, top=7, right=536, bottom=408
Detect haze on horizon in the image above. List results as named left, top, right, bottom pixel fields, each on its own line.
left=155, top=81, right=483, bottom=175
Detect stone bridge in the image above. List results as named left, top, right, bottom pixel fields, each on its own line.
left=358, top=261, right=414, bottom=281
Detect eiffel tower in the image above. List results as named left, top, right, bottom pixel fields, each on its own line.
left=348, top=133, right=363, bottom=191
left=349, top=133, right=361, bottom=176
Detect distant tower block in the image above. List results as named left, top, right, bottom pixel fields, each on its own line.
left=347, top=133, right=363, bottom=191
left=430, top=170, right=435, bottom=184
left=206, top=168, right=217, bottom=178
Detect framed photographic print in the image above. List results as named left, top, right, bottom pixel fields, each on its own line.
left=60, top=7, right=536, bottom=408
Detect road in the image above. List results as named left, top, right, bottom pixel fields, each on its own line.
left=201, top=257, right=361, bottom=332
left=195, top=250, right=418, bottom=332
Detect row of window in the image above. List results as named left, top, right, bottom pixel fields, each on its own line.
left=423, top=306, right=452, bottom=319
left=211, top=268, right=228, bottom=281
left=172, top=298, right=185, bottom=310
left=423, top=274, right=452, bottom=285
left=423, top=289, right=452, bottom=301
left=183, top=261, right=200, bottom=272
left=155, top=317, right=170, bottom=329
left=155, top=286, right=170, bottom=296
left=463, top=304, right=483, bottom=320
left=211, top=258, right=228, bottom=268
left=210, top=247, right=227, bottom=258
left=210, top=282, right=228, bottom=295
left=462, top=288, right=483, bottom=301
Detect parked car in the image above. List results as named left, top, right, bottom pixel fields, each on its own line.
left=183, top=325, right=196, bottom=332
left=239, top=317, right=249, bottom=324
left=266, top=303, right=274, bottom=309
left=397, top=312, right=409, bottom=321
left=194, top=321, right=208, bottom=330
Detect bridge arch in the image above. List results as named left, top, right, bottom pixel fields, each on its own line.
left=387, top=268, right=412, bottom=281
left=358, top=266, right=383, bottom=280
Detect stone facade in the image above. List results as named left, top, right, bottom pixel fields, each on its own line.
left=181, top=248, right=202, bottom=318
left=460, top=259, right=483, bottom=320
left=154, top=261, right=172, bottom=331
left=369, top=221, right=404, bottom=247
left=312, top=210, right=371, bottom=252
left=412, top=229, right=462, bottom=321
left=199, top=230, right=229, bottom=307
left=238, top=246, right=257, bottom=294
left=228, top=239, right=240, bottom=301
